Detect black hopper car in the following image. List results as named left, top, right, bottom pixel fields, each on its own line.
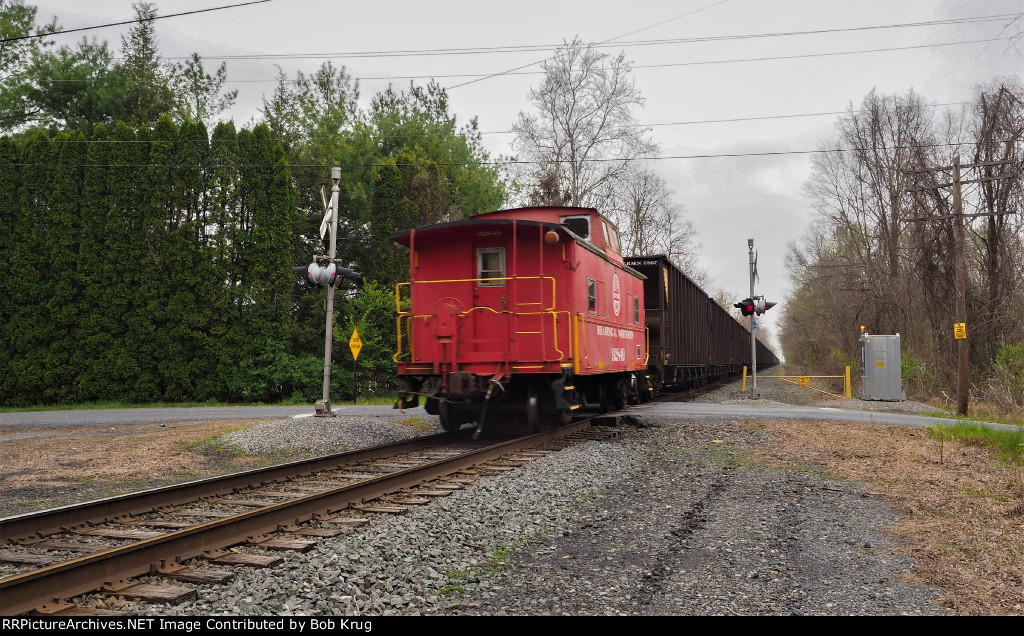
left=624, top=255, right=779, bottom=395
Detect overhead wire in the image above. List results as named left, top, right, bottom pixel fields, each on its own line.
left=0, top=0, right=274, bottom=44
left=28, top=36, right=1018, bottom=85
left=444, top=0, right=734, bottom=90
left=151, top=13, right=1018, bottom=61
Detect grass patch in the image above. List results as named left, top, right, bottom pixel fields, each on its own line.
left=921, top=406, right=1024, bottom=428
left=398, top=416, right=435, bottom=432
left=438, top=544, right=522, bottom=599
left=928, top=422, right=1024, bottom=467
left=178, top=422, right=270, bottom=464
left=572, top=490, right=599, bottom=509
left=706, top=444, right=757, bottom=469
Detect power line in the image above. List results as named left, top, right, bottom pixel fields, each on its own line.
left=445, top=0, right=734, bottom=90
left=0, top=0, right=273, bottom=44
left=30, top=37, right=1015, bottom=86
left=151, top=13, right=1018, bottom=61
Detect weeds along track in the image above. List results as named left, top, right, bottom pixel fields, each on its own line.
left=0, top=420, right=623, bottom=616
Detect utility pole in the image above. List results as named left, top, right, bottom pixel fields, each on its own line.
left=904, top=157, right=1012, bottom=417
left=748, top=238, right=757, bottom=398
left=315, top=167, right=342, bottom=417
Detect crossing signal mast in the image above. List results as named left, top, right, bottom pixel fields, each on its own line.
left=741, top=239, right=779, bottom=397
left=292, top=167, right=364, bottom=418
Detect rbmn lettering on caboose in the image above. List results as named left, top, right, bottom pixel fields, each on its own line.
left=391, top=206, right=649, bottom=435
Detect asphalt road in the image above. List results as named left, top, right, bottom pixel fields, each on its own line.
left=2, top=400, right=1014, bottom=432
left=0, top=404, right=399, bottom=430
left=638, top=401, right=1019, bottom=430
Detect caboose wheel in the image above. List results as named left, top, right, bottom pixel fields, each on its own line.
left=599, top=380, right=626, bottom=413
left=438, top=399, right=462, bottom=433
left=526, top=383, right=561, bottom=432
left=526, top=384, right=545, bottom=432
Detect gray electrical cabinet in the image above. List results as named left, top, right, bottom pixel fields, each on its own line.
left=859, top=332, right=906, bottom=401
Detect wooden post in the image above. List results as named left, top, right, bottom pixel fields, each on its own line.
left=951, top=157, right=969, bottom=416
left=902, top=158, right=1012, bottom=417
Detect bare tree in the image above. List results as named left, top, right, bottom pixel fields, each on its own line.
left=784, top=83, right=1024, bottom=399
left=966, top=79, right=1024, bottom=360
left=611, top=162, right=700, bottom=272
left=802, top=89, right=938, bottom=337
left=512, top=37, right=657, bottom=209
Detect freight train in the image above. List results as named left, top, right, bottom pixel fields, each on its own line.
left=391, top=206, right=778, bottom=435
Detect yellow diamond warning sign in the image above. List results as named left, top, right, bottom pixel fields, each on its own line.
left=349, top=328, right=362, bottom=361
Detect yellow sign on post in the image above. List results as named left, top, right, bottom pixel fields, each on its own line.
left=954, top=323, right=967, bottom=340
left=349, top=328, right=362, bottom=361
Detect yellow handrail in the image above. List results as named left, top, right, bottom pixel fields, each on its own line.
left=394, top=276, right=557, bottom=313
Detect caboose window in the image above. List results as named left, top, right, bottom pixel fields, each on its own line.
left=633, top=296, right=640, bottom=324
left=477, top=247, right=506, bottom=286
left=587, top=278, right=596, bottom=314
left=560, top=215, right=590, bottom=240
left=608, top=225, right=620, bottom=252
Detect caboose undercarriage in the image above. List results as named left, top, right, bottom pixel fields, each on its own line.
left=396, top=368, right=648, bottom=435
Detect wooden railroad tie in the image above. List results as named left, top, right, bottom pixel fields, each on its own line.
left=100, top=580, right=198, bottom=606
left=387, top=496, right=432, bottom=505
left=208, top=498, right=283, bottom=508
left=208, top=552, right=283, bottom=568
left=32, top=600, right=125, bottom=616
left=350, top=504, right=408, bottom=514
left=157, top=564, right=236, bottom=585
left=252, top=491, right=319, bottom=499
left=322, top=516, right=370, bottom=527
left=35, top=541, right=109, bottom=554
left=166, top=509, right=236, bottom=518
left=292, top=527, right=346, bottom=538
left=245, top=536, right=318, bottom=552
left=0, top=551, right=60, bottom=566
left=120, top=519, right=195, bottom=530
left=75, top=528, right=164, bottom=540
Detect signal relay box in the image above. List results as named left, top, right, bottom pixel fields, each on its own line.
left=859, top=332, right=906, bottom=401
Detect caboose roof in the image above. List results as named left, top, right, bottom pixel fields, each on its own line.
left=392, top=213, right=645, bottom=279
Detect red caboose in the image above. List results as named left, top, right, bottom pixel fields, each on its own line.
left=392, top=206, right=647, bottom=433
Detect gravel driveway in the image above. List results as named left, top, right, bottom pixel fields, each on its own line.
left=436, top=414, right=942, bottom=616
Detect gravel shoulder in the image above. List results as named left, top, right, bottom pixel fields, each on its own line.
left=2, top=381, right=1021, bottom=616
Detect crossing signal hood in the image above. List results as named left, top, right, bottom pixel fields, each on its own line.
left=755, top=299, right=777, bottom=315
left=734, top=298, right=756, bottom=316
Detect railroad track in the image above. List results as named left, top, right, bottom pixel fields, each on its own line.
left=0, top=418, right=623, bottom=616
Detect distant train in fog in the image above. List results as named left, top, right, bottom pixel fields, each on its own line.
left=390, top=206, right=779, bottom=435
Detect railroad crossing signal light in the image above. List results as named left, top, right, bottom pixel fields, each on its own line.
left=734, top=298, right=756, bottom=316
left=334, top=266, right=363, bottom=284
left=294, top=262, right=363, bottom=287
left=755, top=299, right=777, bottom=315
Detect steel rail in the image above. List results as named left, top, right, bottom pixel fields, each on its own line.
left=0, top=420, right=593, bottom=616
left=0, top=432, right=455, bottom=543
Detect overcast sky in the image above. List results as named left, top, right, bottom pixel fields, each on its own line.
left=30, top=0, right=1024, bottom=354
